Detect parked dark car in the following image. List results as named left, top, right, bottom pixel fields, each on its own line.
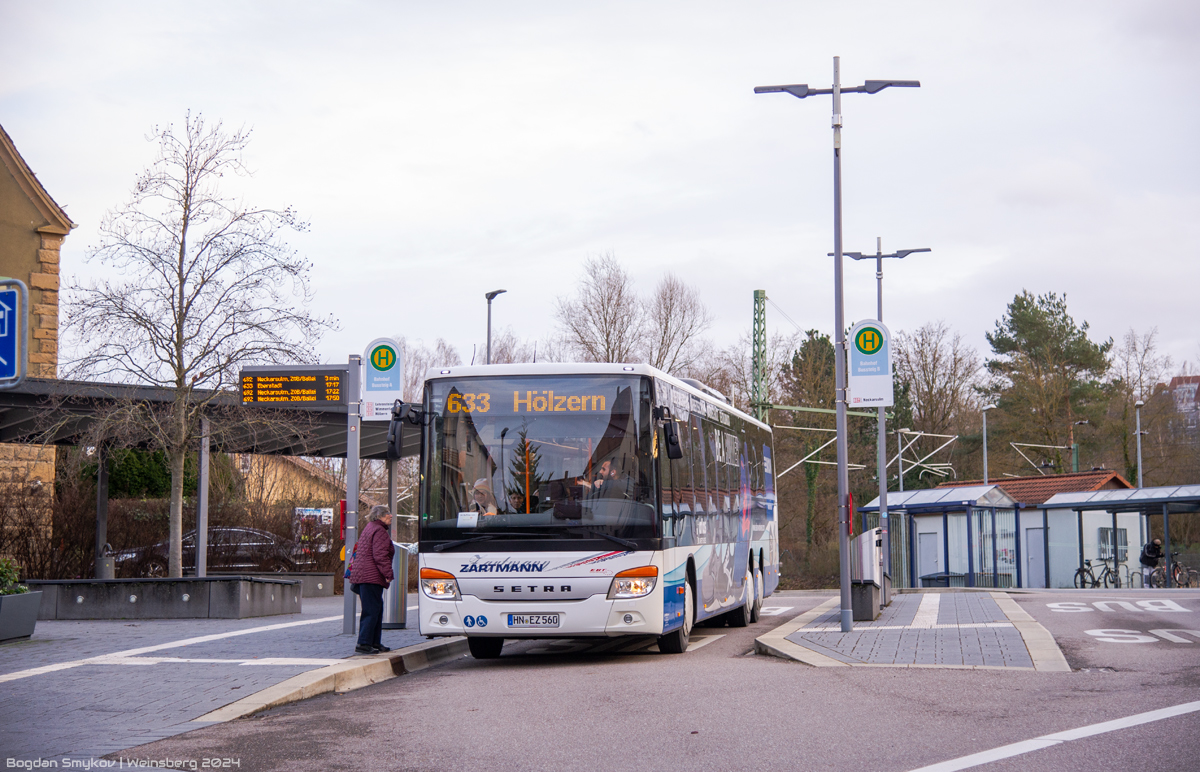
left=113, top=527, right=315, bottom=577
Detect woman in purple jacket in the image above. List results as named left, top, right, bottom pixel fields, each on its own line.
left=350, top=505, right=396, bottom=654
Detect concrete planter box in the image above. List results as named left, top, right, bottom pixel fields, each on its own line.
left=27, top=578, right=301, bottom=620
left=208, top=572, right=335, bottom=597
left=0, top=591, right=42, bottom=643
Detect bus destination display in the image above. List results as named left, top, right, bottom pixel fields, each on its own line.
left=241, top=370, right=345, bottom=405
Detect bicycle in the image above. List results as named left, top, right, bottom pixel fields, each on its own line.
left=1074, top=557, right=1121, bottom=588
left=1149, top=554, right=1199, bottom=588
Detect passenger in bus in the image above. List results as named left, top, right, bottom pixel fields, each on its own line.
left=470, top=479, right=499, bottom=515
left=507, top=490, right=540, bottom=514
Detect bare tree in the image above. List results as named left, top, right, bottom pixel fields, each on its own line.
left=691, top=330, right=798, bottom=413
left=1107, top=328, right=1174, bottom=483
left=553, top=253, right=645, bottom=363
left=894, top=321, right=982, bottom=439
left=477, top=326, right=539, bottom=365
left=644, top=273, right=713, bottom=374
left=64, top=113, right=335, bottom=577
left=396, top=336, right=462, bottom=401
left=1111, top=327, right=1173, bottom=403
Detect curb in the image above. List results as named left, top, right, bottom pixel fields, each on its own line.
left=754, top=597, right=846, bottom=667
left=990, top=592, right=1071, bottom=672
left=189, top=636, right=469, bottom=724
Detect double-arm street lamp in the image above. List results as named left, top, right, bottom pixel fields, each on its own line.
left=838, top=240, right=930, bottom=599
left=756, top=58, right=919, bottom=633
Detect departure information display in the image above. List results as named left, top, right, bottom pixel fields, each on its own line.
left=240, top=368, right=346, bottom=405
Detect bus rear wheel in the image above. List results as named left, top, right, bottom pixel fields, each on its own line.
left=749, top=565, right=764, bottom=623
left=467, top=637, right=504, bottom=659
left=658, top=580, right=694, bottom=654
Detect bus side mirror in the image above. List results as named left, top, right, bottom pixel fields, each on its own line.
left=387, top=401, right=423, bottom=460
left=663, top=420, right=683, bottom=460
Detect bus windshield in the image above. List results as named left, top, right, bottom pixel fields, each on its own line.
left=420, top=375, right=657, bottom=543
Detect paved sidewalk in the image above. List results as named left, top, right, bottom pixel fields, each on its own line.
left=1, top=596, right=427, bottom=763
left=757, top=591, right=1070, bottom=671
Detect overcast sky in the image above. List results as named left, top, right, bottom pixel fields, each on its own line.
left=3, top=1, right=1197, bottom=377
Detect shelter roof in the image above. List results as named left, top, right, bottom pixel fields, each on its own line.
left=860, top=485, right=1018, bottom=513
left=1042, top=485, right=1200, bottom=515
left=936, top=470, right=1131, bottom=506
left=0, top=377, right=415, bottom=459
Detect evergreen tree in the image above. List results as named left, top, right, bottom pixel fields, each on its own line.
left=506, top=430, right=545, bottom=512
left=985, top=291, right=1112, bottom=471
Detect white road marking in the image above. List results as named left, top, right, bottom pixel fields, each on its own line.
left=88, top=656, right=343, bottom=666
left=803, top=622, right=1012, bottom=632
left=684, top=634, right=724, bottom=651
left=759, top=606, right=795, bottom=616
left=908, top=699, right=1200, bottom=772
left=910, top=594, right=941, bottom=628
left=1048, top=600, right=1191, bottom=613
left=0, top=614, right=342, bottom=684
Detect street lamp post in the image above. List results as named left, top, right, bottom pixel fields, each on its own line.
left=841, top=239, right=930, bottom=600
left=756, top=58, right=919, bottom=633
left=1135, top=400, right=1145, bottom=488
left=981, top=404, right=996, bottom=484
left=485, top=289, right=507, bottom=365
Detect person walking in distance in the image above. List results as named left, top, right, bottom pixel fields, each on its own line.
left=350, top=505, right=396, bottom=654
left=1140, top=538, right=1164, bottom=585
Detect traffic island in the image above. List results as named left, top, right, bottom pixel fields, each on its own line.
left=189, top=636, right=470, bottom=724
left=27, top=577, right=303, bottom=620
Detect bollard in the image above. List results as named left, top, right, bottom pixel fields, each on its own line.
left=382, top=542, right=409, bottom=629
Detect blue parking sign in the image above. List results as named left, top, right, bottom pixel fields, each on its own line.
left=0, top=280, right=28, bottom=387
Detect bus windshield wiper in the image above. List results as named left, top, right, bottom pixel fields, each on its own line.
left=430, top=532, right=563, bottom=552
left=573, top=529, right=638, bottom=550
left=432, top=535, right=494, bottom=552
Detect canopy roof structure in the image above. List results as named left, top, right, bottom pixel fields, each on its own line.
left=0, top=377, right=418, bottom=459
left=860, top=485, right=1018, bottom=514
left=1042, top=484, right=1200, bottom=515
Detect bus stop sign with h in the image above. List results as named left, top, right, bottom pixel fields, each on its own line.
left=0, top=278, right=29, bottom=390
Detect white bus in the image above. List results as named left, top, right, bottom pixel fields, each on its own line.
left=389, top=363, right=779, bottom=658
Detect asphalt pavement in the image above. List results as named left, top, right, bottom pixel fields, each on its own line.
left=0, top=595, right=429, bottom=763
left=8, top=588, right=1200, bottom=771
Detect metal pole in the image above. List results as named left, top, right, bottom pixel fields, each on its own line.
left=875, top=237, right=890, bottom=604
left=344, top=354, right=362, bottom=635
left=1162, top=503, right=1172, bottom=588
left=982, top=409, right=989, bottom=485
left=897, top=428, right=905, bottom=493
left=95, top=446, right=109, bottom=579
left=197, top=417, right=210, bottom=578
left=1135, top=401, right=1144, bottom=488
left=486, top=296, right=493, bottom=366
left=831, top=56, right=853, bottom=633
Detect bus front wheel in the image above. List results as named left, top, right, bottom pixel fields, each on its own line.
left=467, top=637, right=504, bottom=659
left=658, top=580, right=694, bottom=654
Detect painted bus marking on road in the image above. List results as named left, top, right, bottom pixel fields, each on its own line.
left=759, top=606, right=795, bottom=616
left=1047, top=600, right=1190, bottom=613
left=1084, top=628, right=1200, bottom=643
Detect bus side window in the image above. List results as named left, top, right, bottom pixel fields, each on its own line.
left=659, top=428, right=676, bottom=519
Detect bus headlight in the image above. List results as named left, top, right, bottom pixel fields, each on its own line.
left=420, top=567, right=461, bottom=600
left=607, top=566, right=658, bottom=599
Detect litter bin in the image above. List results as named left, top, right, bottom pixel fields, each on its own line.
left=382, top=542, right=413, bottom=629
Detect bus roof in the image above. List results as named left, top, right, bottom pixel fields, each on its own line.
left=422, top=362, right=771, bottom=432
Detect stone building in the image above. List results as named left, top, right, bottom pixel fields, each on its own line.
left=0, top=123, right=74, bottom=487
